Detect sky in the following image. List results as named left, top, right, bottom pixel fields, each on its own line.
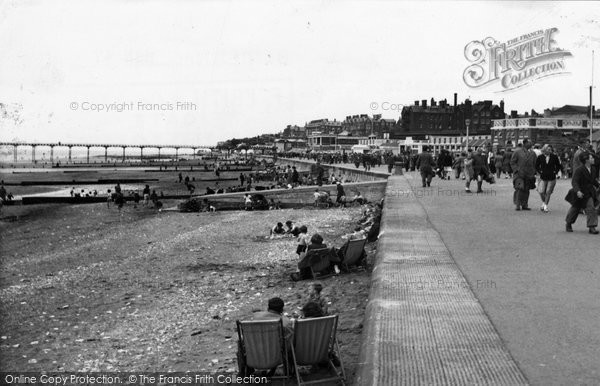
left=1, top=0, right=599, bottom=147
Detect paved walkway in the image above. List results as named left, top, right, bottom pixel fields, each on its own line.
left=275, top=157, right=599, bottom=384
left=402, top=172, right=600, bottom=385
left=356, top=175, right=527, bottom=385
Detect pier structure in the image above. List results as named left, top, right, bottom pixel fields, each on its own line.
left=0, top=142, right=211, bottom=164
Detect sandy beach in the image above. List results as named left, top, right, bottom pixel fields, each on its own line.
left=0, top=198, right=375, bottom=381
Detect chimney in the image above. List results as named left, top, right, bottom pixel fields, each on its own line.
left=431, top=98, right=436, bottom=107
left=500, top=100, right=505, bottom=112
left=453, top=93, right=457, bottom=107
left=422, top=99, right=427, bottom=108
left=415, top=101, right=419, bottom=106
left=510, top=110, right=518, bottom=118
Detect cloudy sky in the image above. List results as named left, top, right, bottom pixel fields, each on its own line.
left=1, top=0, right=599, bottom=146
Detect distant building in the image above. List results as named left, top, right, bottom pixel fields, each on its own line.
left=342, top=114, right=398, bottom=137
left=399, top=95, right=505, bottom=137
left=491, top=104, right=599, bottom=152
left=304, top=119, right=342, bottom=137
left=282, top=125, right=306, bottom=138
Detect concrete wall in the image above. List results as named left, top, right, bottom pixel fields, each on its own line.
left=274, top=157, right=389, bottom=182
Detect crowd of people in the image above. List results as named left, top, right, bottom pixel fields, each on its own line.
left=415, top=139, right=600, bottom=234
left=277, top=200, right=383, bottom=281
left=506, top=139, right=599, bottom=234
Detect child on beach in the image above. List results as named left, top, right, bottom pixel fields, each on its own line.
left=307, top=282, right=330, bottom=315
left=296, top=225, right=309, bottom=257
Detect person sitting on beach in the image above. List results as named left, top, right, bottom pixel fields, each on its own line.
left=343, top=226, right=366, bottom=241
left=285, top=220, right=300, bottom=237
left=335, top=226, right=367, bottom=267
left=313, top=189, right=332, bottom=207
left=252, top=297, right=294, bottom=339
left=351, top=191, right=366, bottom=205
left=244, top=194, right=253, bottom=210
left=292, top=234, right=341, bottom=281
left=270, top=222, right=286, bottom=238
left=301, top=301, right=325, bottom=318
left=240, top=297, right=294, bottom=376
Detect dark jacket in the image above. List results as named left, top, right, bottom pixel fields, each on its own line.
left=416, top=152, right=434, bottom=174
left=510, top=148, right=537, bottom=179
left=502, top=150, right=513, bottom=171
left=471, top=153, right=488, bottom=175
left=569, top=165, right=599, bottom=206
left=535, top=153, right=561, bottom=181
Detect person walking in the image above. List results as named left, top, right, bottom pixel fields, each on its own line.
left=453, top=153, right=464, bottom=179
left=495, top=150, right=504, bottom=179
left=464, top=151, right=475, bottom=193
left=535, top=144, right=561, bottom=213
left=416, top=146, right=435, bottom=188
left=502, top=147, right=513, bottom=179
left=565, top=151, right=599, bottom=234
left=510, top=140, right=537, bottom=211
left=472, top=147, right=490, bottom=193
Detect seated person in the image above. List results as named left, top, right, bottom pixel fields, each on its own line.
left=285, top=220, right=301, bottom=237
left=270, top=222, right=286, bottom=238
left=252, top=297, right=294, bottom=339
left=301, top=301, right=324, bottom=318
left=343, top=226, right=366, bottom=241
left=313, top=189, right=331, bottom=206
left=352, top=191, right=366, bottom=205
left=239, top=297, right=294, bottom=377
left=292, top=234, right=341, bottom=281
left=244, top=194, right=253, bottom=210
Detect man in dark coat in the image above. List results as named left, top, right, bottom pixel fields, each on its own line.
left=510, top=140, right=537, bottom=210
left=565, top=152, right=599, bottom=234
left=471, top=148, right=489, bottom=193
left=416, top=146, right=435, bottom=188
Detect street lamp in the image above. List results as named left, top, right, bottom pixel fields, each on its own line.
left=465, top=118, right=471, bottom=151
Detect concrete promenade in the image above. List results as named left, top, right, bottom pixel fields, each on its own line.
left=356, top=175, right=527, bottom=385
left=400, top=173, right=600, bottom=385
left=271, top=157, right=599, bottom=384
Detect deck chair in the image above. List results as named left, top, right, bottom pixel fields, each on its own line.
left=340, top=238, right=367, bottom=272
left=236, top=319, right=290, bottom=379
left=291, top=315, right=345, bottom=385
left=308, top=249, right=335, bottom=280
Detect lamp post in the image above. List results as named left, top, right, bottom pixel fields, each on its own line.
left=465, top=118, right=471, bottom=151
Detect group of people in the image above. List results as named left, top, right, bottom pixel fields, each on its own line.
left=509, top=139, right=599, bottom=234
left=106, top=183, right=163, bottom=211
left=283, top=200, right=382, bottom=282
left=239, top=286, right=336, bottom=377
left=417, top=146, right=496, bottom=192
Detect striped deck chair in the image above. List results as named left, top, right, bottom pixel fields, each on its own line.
left=340, top=238, right=367, bottom=271
left=236, top=319, right=290, bottom=379
left=291, top=315, right=345, bottom=385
